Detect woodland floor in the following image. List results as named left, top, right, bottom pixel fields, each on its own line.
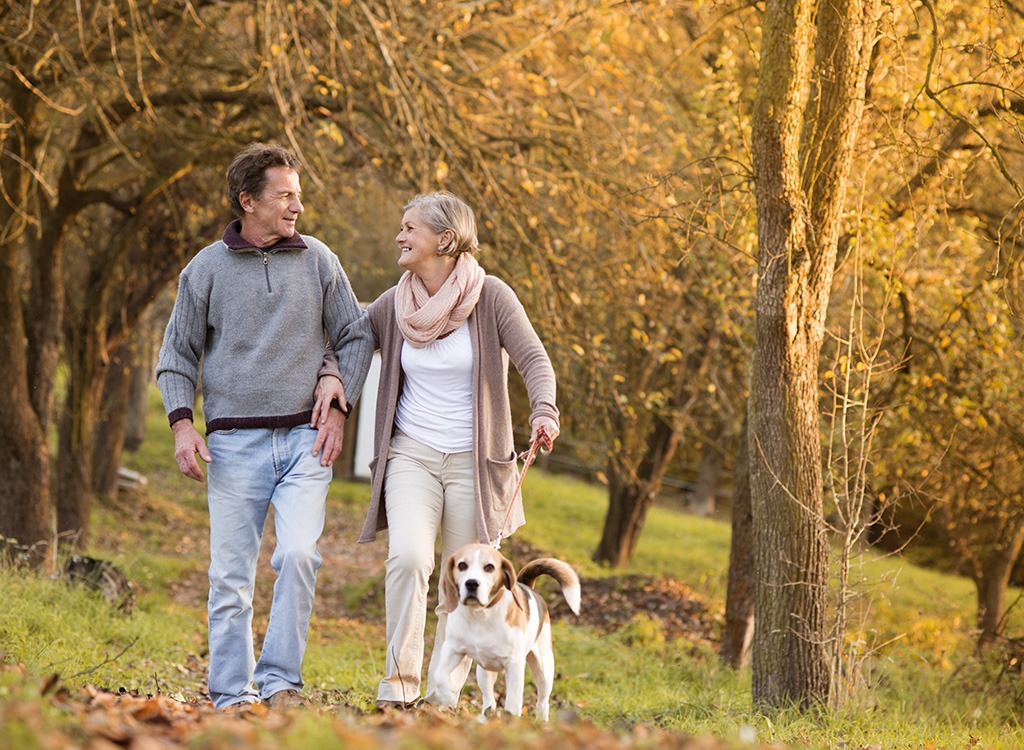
left=11, top=492, right=733, bottom=750
left=145, top=492, right=719, bottom=651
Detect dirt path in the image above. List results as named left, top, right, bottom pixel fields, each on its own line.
left=133, top=489, right=715, bottom=647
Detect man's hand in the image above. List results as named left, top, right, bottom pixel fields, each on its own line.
left=312, top=406, right=346, bottom=467
left=312, top=374, right=347, bottom=427
left=530, top=416, right=559, bottom=453
left=172, top=420, right=211, bottom=481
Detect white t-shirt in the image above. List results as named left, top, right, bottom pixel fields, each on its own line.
left=394, top=322, right=474, bottom=453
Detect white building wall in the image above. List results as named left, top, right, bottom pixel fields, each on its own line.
left=351, top=351, right=381, bottom=480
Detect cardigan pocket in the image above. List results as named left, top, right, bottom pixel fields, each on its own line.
left=485, top=450, right=520, bottom=510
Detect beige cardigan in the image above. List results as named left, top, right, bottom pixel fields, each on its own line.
left=357, top=276, right=559, bottom=544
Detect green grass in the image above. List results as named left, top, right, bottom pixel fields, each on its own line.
left=0, top=567, right=207, bottom=699
left=3, top=388, right=1024, bottom=748
left=518, top=471, right=733, bottom=598
left=488, top=466, right=1024, bottom=747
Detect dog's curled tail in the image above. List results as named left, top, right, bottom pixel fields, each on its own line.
left=517, top=558, right=581, bottom=615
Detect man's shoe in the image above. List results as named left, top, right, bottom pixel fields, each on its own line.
left=263, top=689, right=310, bottom=710
left=218, top=699, right=259, bottom=715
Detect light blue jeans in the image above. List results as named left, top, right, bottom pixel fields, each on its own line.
left=205, top=425, right=330, bottom=710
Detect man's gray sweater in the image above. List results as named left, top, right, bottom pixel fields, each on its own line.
left=156, top=222, right=373, bottom=434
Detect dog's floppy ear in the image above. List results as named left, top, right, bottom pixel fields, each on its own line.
left=438, top=555, right=460, bottom=614
left=501, top=555, right=517, bottom=592
left=501, top=555, right=529, bottom=612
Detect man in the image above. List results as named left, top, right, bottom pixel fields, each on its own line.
left=156, top=142, right=373, bottom=711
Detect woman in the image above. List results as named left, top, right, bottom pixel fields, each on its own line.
left=359, top=190, right=559, bottom=709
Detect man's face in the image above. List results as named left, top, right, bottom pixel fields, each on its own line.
left=240, top=166, right=303, bottom=246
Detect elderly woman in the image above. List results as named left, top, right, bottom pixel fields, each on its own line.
left=358, top=190, right=559, bottom=709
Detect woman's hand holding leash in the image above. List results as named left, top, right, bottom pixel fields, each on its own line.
left=530, top=416, right=559, bottom=454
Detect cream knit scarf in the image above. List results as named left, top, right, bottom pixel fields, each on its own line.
left=395, top=253, right=486, bottom=347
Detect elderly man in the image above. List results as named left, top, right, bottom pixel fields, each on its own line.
left=156, top=142, right=372, bottom=711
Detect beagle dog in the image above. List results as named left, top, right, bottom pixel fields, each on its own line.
left=430, top=543, right=581, bottom=720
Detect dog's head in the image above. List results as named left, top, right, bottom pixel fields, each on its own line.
left=439, top=543, right=517, bottom=614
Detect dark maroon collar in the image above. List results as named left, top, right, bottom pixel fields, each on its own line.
left=222, top=220, right=308, bottom=252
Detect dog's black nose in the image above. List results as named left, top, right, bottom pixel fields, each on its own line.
left=465, top=579, right=478, bottom=592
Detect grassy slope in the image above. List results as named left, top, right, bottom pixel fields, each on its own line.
left=1, top=388, right=1022, bottom=748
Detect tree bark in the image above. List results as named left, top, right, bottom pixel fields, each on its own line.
left=594, top=325, right=717, bottom=567
left=56, top=311, right=108, bottom=546
left=124, top=332, right=157, bottom=452
left=594, top=416, right=679, bottom=567
left=0, top=82, right=53, bottom=565
left=93, top=341, right=134, bottom=496
left=975, top=519, right=1024, bottom=646
left=689, top=432, right=725, bottom=517
left=749, top=0, right=880, bottom=710
left=0, top=256, right=53, bottom=563
left=750, top=0, right=830, bottom=707
left=93, top=327, right=156, bottom=493
left=721, top=410, right=754, bottom=669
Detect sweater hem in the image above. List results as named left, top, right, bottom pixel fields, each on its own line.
left=206, top=412, right=313, bottom=435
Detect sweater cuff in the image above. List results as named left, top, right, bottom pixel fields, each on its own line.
left=529, top=405, right=560, bottom=427
left=330, top=398, right=353, bottom=418
left=168, top=407, right=194, bottom=427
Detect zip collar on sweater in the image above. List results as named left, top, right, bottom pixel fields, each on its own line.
left=222, top=219, right=308, bottom=253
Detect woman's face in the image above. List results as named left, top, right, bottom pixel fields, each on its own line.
left=396, top=206, right=446, bottom=274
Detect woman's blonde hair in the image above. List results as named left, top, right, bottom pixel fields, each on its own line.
left=405, top=191, right=479, bottom=257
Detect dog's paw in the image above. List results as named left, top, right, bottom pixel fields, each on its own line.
left=429, top=690, right=459, bottom=709
left=478, top=704, right=500, bottom=723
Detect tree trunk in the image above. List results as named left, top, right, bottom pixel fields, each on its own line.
left=749, top=0, right=831, bottom=705
left=0, top=247, right=53, bottom=562
left=594, top=416, right=679, bottom=567
left=594, top=323, right=717, bottom=568
left=124, top=332, right=156, bottom=452
left=721, top=410, right=754, bottom=669
left=93, top=341, right=135, bottom=496
left=0, top=299, right=53, bottom=564
left=689, top=432, right=725, bottom=517
left=56, top=337, right=107, bottom=547
left=0, top=87, right=53, bottom=566
left=749, top=359, right=830, bottom=708
left=975, top=519, right=1024, bottom=647
left=56, top=258, right=114, bottom=546
left=749, top=0, right=880, bottom=711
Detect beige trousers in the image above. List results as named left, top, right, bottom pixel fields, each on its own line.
left=376, top=431, right=477, bottom=703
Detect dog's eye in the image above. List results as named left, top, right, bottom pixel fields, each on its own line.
left=457, top=562, right=468, bottom=571
left=484, top=564, right=495, bottom=572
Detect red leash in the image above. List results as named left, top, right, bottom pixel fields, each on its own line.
left=492, top=426, right=549, bottom=549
